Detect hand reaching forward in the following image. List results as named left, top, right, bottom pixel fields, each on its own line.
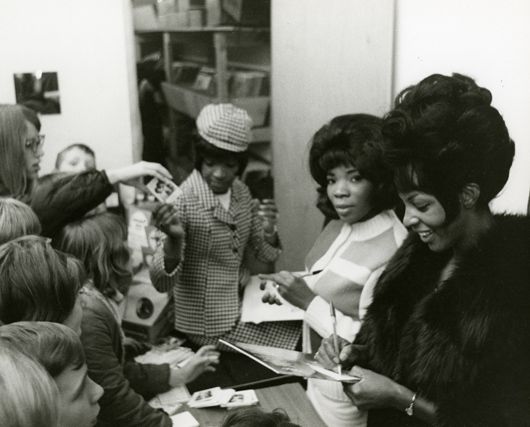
left=169, top=345, right=220, bottom=387
left=106, top=161, right=173, bottom=189
left=259, top=271, right=316, bottom=310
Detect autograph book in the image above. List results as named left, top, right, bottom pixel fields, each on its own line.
left=219, top=339, right=360, bottom=383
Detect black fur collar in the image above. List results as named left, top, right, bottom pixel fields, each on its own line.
left=360, top=215, right=530, bottom=426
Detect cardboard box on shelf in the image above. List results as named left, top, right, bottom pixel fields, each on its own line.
left=188, top=8, right=205, bottom=27
left=230, top=70, right=267, bottom=97
left=177, top=0, right=205, bottom=12
left=206, top=0, right=270, bottom=27
left=157, top=0, right=177, bottom=16
left=133, top=5, right=159, bottom=30
left=192, top=66, right=217, bottom=96
left=172, top=61, right=201, bottom=84
left=161, top=82, right=270, bottom=126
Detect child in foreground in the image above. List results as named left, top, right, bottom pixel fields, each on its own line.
left=0, top=322, right=103, bottom=427
left=0, top=342, right=59, bottom=427
left=54, top=212, right=220, bottom=427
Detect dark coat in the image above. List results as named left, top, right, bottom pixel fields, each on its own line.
left=80, top=289, right=172, bottom=427
left=30, top=170, right=113, bottom=237
left=355, top=215, right=530, bottom=427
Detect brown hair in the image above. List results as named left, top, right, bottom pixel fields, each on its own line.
left=0, top=235, right=85, bottom=324
left=54, top=213, right=131, bottom=297
left=0, top=105, right=30, bottom=197
left=0, top=342, right=59, bottom=427
left=0, top=198, right=42, bottom=244
left=0, top=321, right=85, bottom=378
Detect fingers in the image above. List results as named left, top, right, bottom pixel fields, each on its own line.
left=350, top=365, right=363, bottom=379
left=261, top=290, right=282, bottom=305
left=195, top=345, right=218, bottom=356
left=141, top=161, right=172, bottom=181
left=153, top=204, right=180, bottom=228
left=339, top=344, right=354, bottom=363
left=315, top=338, right=338, bottom=368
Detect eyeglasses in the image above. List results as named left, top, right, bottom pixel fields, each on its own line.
left=25, top=134, right=45, bottom=153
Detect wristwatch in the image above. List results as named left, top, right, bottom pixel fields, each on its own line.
left=405, top=393, right=417, bottom=416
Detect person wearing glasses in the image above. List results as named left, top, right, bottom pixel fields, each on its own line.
left=0, top=104, right=172, bottom=237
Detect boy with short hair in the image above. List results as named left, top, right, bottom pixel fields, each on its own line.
left=0, top=321, right=103, bottom=427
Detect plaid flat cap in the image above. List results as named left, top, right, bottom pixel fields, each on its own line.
left=196, top=103, right=253, bottom=152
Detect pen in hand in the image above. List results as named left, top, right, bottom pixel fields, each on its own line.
left=330, top=302, right=342, bottom=375
left=271, top=269, right=323, bottom=290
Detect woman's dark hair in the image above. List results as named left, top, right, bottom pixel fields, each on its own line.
left=53, top=213, right=131, bottom=298
left=308, top=113, right=398, bottom=219
left=383, top=73, right=514, bottom=221
left=0, top=235, right=85, bottom=325
left=194, top=137, right=249, bottom=176
left=221, top=407, right=300, bottom=427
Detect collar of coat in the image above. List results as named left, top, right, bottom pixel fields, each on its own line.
left=183, top=169, right=244, bottom=226
left=359, top=214, right=530, bottom=402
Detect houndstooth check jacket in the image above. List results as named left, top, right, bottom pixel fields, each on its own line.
left=150, top=170, right=281, bottom=337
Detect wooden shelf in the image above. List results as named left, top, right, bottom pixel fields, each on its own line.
left=135, top=26, right=270, bottom=34
left=161, top=82, right=269, bottom=127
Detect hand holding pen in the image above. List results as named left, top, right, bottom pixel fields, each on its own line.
left=330, top=302, right=342, bottom=375
left=259, top=270, right=322, bottom=310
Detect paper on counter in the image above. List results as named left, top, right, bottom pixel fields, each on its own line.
left=170, top=411, right=199, bottom=427
left=240, top=276, right=304, bottom=323
left=306, top=362, right=361, bottom=383
left=148, top=385, right=191, bottom=415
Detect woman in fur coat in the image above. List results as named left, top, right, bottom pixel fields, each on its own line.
left=317, top=73, right=530, bottom=426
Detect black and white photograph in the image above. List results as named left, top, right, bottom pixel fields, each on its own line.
left=0, top=1, right=529, bottom=427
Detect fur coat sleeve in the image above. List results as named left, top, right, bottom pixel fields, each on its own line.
left=355, top=215, right=530, bottom=427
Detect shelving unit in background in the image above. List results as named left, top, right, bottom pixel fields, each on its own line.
left=134, top=12, right=272, bottom=175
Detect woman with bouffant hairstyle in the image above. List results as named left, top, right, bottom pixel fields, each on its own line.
left=317, top=73, right=530, bottom=426
left=0, top=342, right=59, bottom=427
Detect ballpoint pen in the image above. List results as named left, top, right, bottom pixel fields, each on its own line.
left=271, top=269, right=323, bottom=290
left=330, top=302, right=342, bottom=375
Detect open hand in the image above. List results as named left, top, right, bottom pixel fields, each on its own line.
left=169, top=345, right=220, bottom=387
left=258, top=271, right=316, bottom=310
left=106, top=161, right=173, bottom=189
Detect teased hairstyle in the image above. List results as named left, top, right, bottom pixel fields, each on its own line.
left=221, top=408, right=300, bottom=427
left=195, top=137, right=249, bottom=176
left=54, top=213, right=131, bottom=298
left=55, top=143, right=96, bottom=170
left=0, top=342, right=59, bottom=427
left=0, top=104, right=30, bottom=197
left=0, top=322, right=85, bottom=378
left=308, top=113, right=398, bottom=219
left=0, top=235, right=85, bottom=324
left=0, top=198, right=42, bottom=244
left=383, top=73, right=514, bottom=220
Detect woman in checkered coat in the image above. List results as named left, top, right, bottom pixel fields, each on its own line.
left=150, top=104, right=301, bottom=350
